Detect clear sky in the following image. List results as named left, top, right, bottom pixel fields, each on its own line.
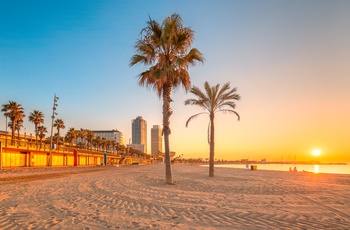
left=1, top=0, right=349, bottom=162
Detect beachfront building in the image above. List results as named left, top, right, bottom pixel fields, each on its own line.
left=93, top=129, right=125, bottom=145
left=132, top=116, right=147, bottom=153
left=151, top=125, right=162, bottom=158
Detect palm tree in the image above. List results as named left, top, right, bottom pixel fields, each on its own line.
left=184, top=81, right=240, bottom=177
left=54, top=118, right=65, bottom=146
left=101, top=138, right=107, bottom=152
left=2, top=101, right=25, bottom=145
left=105, top=140, right=112, bottom=152
left=93, top=136, right=102, bottom=151
left=86, top=130, right=94, bottom=150
left=28, top=110, right=45, bottom=147
left=78, top=128, right=87, bottom=148
left=65, top=127, right=78, bottom=146
left=16, top=119, right=24, bottom=143
left=117, top=144, right=125, bottom=155
left=8, top=119, right=24, bottom=145
left=37, top=125, right=47, bottom=149
left=130, top=13, right=204, bottom=184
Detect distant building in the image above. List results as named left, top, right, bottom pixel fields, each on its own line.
left=93, top=129, right=124, bottom=145
left=151, top=125, right=162, bottom=158
left=132, top=116, right=147, bottom=153
left=127, top=144, right=146, bottom=153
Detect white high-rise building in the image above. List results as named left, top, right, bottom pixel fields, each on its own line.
left=151, top=125, right=162, bottom=157
left=93, top=129, right=124, bottom=145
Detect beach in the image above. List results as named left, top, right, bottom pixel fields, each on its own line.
left=0, top=164, right=349, bottom=229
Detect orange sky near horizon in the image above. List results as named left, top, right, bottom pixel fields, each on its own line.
left=166, top=63, right=350, bottom=163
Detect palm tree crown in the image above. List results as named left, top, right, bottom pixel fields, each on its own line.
left=28, top=110, right=45, bottom=146
left=185, top=81, right=240, bottom=177
left=65, top=127, right=78, bottom=146
left=54, top=118, right=65, bottom=146
left=130, top=13, right=203, bottom=96
left=1, top=101, right=25, bottom=143
left=86, top=130, right=94, bottom=150
left=130, top=13, right=204, bottom=184
left=37, top=125, right=47, bottom=148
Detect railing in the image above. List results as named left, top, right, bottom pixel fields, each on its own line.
left=0, top=137, right=47, bottom=150
left=0, top=138, right=122, bottom=157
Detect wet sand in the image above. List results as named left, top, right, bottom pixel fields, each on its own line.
left=0, top=164, right=349, bottom=229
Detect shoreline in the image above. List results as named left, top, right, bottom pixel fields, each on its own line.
left=1, top=164, right=349, bottom=229
left=200, top=163, right=350, bottom=176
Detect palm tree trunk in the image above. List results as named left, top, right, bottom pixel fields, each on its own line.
left=35, top=124, right=38, bottom=147
left=162, top=84, right=173, bottom=184
left=17, top=127, right=20, bottom=146
left=11, top=119, right=15, bottom=145
left=56, top=129, right=60, bottom=147
left=209, top=114, right=215, bottom=177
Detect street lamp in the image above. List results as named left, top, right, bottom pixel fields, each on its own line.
left=49, top=94, right=59, bottom=166
left=5, top=116, right=7, bottom=147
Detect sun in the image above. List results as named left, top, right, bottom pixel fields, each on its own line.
left=311, top=149, right=321, bottom=156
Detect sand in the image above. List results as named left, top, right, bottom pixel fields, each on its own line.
left=0, top=164, right=349, bottom=229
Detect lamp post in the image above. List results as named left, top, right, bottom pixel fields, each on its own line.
left=0, top=141, right=2, bottom=169
left=24, top=128, right=26, bottom=148
left=49, top=94, right=59, bottom=166
left=5, top=116, right=7, bottom=147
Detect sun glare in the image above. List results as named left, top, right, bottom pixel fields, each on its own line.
left=311, top=149, right=321, bottom=156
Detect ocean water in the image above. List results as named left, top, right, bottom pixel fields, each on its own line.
left=209, top=163, right=350, bottom=175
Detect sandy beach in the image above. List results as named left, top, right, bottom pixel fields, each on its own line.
left=0, top=164, right=349, bottom=229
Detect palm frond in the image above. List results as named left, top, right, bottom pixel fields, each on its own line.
left=217, top=109, right=240, bottom=121
left=185, top=112, right=208, bottom=127
left=186, top=48, right=204, bottom=64
left=130, top=54, right=148, bottom=66
left=185, top=98, right=200, bottom=105
left=190, top=85, right=207, bottom=101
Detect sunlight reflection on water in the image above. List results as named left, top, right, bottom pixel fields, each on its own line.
left=313, top=165, right=319, bottom=174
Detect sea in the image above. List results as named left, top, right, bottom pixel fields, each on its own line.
left=209, top=163, right=350, bottom=175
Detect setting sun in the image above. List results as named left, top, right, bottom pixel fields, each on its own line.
left=311, top=149, right=321, bottom=156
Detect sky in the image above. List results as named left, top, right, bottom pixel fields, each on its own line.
left=1, top=0, right=349, bottom=162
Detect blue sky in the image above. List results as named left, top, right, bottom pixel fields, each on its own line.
left=1, top=0, right=350, bottom=161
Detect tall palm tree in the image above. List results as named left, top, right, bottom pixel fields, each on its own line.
left=130, top=13, right=204, bottom=184
left=37, top=125, right=47, bottom=149
left=2, top=101, right=25, bottom=145
left=54, top=118, right=65, bottom=146
left=184, top=81, right=240, bottom=177
left=28, top=110, right=44, bottom=147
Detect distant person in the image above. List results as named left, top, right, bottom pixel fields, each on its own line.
left=289, top=167, right=293, bottom=172
left=293, top=167, right=298, bottom=172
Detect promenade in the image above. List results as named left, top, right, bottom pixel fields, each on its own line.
left=0, top=164, right=349, bottom=229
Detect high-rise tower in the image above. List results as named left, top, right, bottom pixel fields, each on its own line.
left=151, top=125, right=162, bottom=157
left=131, top=116, right=147, bottom=153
